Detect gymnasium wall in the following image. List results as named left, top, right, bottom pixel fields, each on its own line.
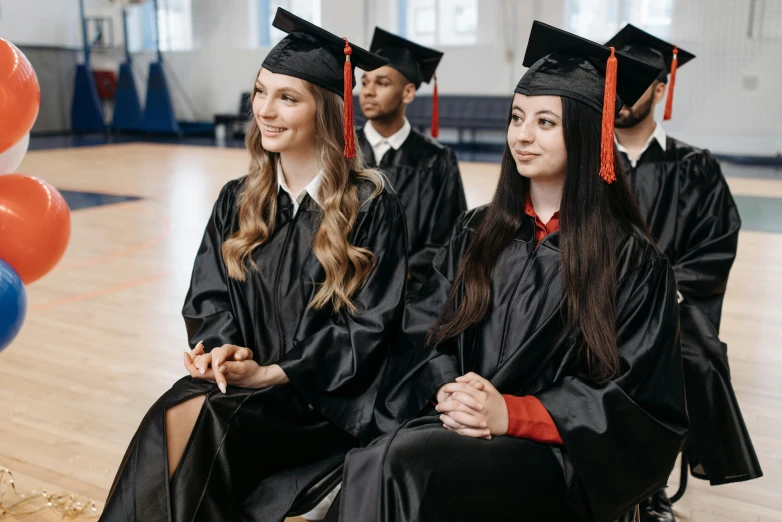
left=0, top=0, right=779, bottom=156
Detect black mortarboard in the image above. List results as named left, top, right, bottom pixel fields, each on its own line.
left=368, top=27, right=444, bottom=138
left=605, top=24, right=695, bottom=81
left=516, top=21, right=664, bottom=183
left=369, top=27, right=443, bottom=88
left=605, top=24, right=695, bottom=119
left=262, top=8, right=388, bottom=157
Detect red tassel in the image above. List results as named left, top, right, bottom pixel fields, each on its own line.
left=663, top=46, right=678, bottom=121
left=342, top=37, right=356, bottom=159
left=599, top=46, right=618, bottom=184
left=431, top=75, right=439, bottom=138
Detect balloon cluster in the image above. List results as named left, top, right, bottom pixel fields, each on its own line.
left=0, top=38, right=72, bottom=353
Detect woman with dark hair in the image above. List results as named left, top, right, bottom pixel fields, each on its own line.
left=331, top=22, right=689, bottom=522
left=98, top=9, right=407, bottom=522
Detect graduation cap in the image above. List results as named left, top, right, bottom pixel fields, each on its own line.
left=605, top=24, right=695, bottom=120
left=517, top=21, right=663, bottom=183
left=369, top=27, right=445, bottom=138
left=262, top=8, right=388, bottom=158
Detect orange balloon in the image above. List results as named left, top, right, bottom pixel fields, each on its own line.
left=0, top=175, right=71, bottom=284
left=0, top=39, right=40, bottom=154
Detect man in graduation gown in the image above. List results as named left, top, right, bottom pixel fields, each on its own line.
left=358, top=27, right=467, bottom=293
left=607, top=24, right=762, bottom=522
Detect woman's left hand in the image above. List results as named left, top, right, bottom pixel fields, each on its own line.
left=436, top=372, right=509, bottom=437
left=186, top=343, right=288, bottom=392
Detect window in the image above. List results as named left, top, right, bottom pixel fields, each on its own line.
left=258, top=0, right=321, bottom=47
left=127, top=0, right=193, bottom=52
left=402, top=0, right=478, bottom=47
left=565, top=0, right=674, bottom=42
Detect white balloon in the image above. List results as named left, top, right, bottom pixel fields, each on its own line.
left=0, top=133, right=31, bottom=174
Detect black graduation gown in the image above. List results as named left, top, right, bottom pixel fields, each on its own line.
left=337, top=207, right=689, bottom=522
left=358, top=127, right=467, bottom=293
left=622, top=136, right=762, bottom=485
left=99, top=177, right=408, bottom=522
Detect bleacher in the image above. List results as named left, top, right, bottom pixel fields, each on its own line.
left=214, top=93, right=512, bottom=143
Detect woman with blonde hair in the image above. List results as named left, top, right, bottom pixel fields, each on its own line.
left=99, top=9, right=407, bottom=522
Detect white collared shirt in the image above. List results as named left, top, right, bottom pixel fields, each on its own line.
left=277, top=161, right=324, bottom=215
left=363, top=118, right=412, bottom=165
left=615, top=123, right=668, bottom=167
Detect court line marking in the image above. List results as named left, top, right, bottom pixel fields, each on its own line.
left=55, top=205, right=173, bottom=272
left=29, top=273, right=173, bottom=312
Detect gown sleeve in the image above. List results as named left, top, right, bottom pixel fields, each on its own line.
left=673, top=151, right=741, bottom=303
left=407, top=148, right=468, bottom=293
left=276, top=194, right=408, bottom=439
left=182, top=179, right=245, bottom=350
left=372, top=210, right=475, bottom=434
left=536, top=256, right=689, bottom=522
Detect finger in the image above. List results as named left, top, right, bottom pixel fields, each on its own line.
left=184, top=352, right=199, bottom=376
left=212, top=345, right=240, bottom=369
left=234, top=347, right=253, bottom=361
left=446, top=410, right=488, bottom=429
left=189, top=362, right=217, bottom=382
left=440, top=414, right=465, bottom=430
left=214, top=364, right=227, bottom=394
left=437, top=391, right=484, bottom=411
left=436, top=399, right=486, bottom=418
left=439, top=383, right=485, bottom=401
left=218, top=361, right=246, bottom=375
left=453, top=390, right=486, bottom=411
left=455, top=374, right=487, bottom=387
left=194, top=354, right=212, bottom=375
left=190, top=341, right=205, bottom=358
left=453, top=427, right=492, bottom=439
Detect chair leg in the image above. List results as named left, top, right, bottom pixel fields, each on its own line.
left=670, top=450, right=689, bottom=503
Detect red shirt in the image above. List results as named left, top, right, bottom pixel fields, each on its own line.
left=525, top=194, right=560, bottom=248
left=501, top=195, right=563, bottom=444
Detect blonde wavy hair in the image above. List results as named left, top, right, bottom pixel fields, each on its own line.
left=222, top=71, right=385, bottom=314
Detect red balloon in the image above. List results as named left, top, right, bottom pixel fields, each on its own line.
left=0, top=175, right=71, bottom=284
left=0, top=38, right=40, bottom=154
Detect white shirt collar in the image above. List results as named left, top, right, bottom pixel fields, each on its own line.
left=277, top=160, right=323, bottom=214
left=363, top=118, right=412, bottom=150
left=615, top=123, right=667, bottom=167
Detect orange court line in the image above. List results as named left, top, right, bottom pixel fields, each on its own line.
left=29, top=273, right=173, bottom=312
left=56, top=206, right=174, bottom=272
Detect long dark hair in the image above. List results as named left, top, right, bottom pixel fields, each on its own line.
left=429, top=97, right=650, bottom=381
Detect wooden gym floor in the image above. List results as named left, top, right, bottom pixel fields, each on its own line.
left=1, top=143, right=781, bottom=521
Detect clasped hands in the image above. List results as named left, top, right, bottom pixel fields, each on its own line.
left=183, top=342, right=288, bottom=393
left=435, top=372, right=509, bottom=440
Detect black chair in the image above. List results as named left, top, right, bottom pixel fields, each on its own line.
left=214, top=92, right=252, bottom=140
left=670, top=449, right=689, bottom=502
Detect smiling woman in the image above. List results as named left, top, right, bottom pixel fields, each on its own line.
left=96, top=8, right=409, bottom=522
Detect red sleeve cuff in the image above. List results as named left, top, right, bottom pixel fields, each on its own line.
left=503, top=395, right=563, bottom=444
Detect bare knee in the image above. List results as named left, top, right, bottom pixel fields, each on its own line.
left=166, top=395, right=206, bottom=429
left=166, top=394, right=206, bottom=479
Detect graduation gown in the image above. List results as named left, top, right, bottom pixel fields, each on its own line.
left=623, top=136, right=762, bottom=485
left=337, top=207, right=689, bottom=522
left=99, top=177, right=408, bottom=522
left=358, top=128, right=467, bottom=293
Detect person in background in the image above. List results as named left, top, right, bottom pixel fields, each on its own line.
left=358, top=27, right=467, bottom=294
left=607, top=23, right=762, bottom=522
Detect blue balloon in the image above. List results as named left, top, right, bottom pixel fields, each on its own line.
left=0, top=258, right=27, bottom=352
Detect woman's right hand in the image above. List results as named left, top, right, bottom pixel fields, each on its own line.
left=435, top=380, right=491, bottom=439
left=184, top=341, right=217, bottom=382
